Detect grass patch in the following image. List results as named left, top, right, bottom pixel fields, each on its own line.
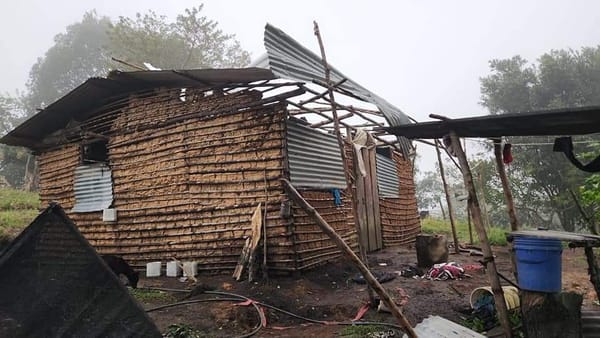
left=0, top=188, right=40, bottom=211
left=130, top=288, right=175, bottom=303
left=339, top=325, right=399, bottom=337
left=421, top=218, right=508, bottom=246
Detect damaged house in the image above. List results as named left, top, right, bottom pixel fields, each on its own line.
left=0, top=25, right=420, bottom=272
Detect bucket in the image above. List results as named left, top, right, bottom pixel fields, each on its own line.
left=469, top=286, right=520, bottom=310
left=182, top=261, right=198, bottom=277
left=146, top=261, right=162, bottom=277
left=514, top=237, right=562, bottom=292
left=166, top=261, right=181, bottom=277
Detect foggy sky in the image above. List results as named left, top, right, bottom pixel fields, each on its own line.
left=1, top=0, right=599, bottom=172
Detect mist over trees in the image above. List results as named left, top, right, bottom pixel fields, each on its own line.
left=0, top=6, right=250, bottom=188
left=417, top=47, right=600, bottom=233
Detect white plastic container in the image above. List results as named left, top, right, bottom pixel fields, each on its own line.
left=146, top=261, right=162, bottom=277
left=182, top=261, right=198, bottom=277
left=166, top=261, right=182, bottom=277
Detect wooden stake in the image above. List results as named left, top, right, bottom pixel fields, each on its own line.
left=435, top=139, right=460, bottom=254
left=282, top=179, right=417, bottom=338
left=493, top=139, right=519, bottom=231
left=263, top=169, right=269, bottom=280
left=449, top=132, right=512, bottom=338
left=314, top=21, right=375, bottom=304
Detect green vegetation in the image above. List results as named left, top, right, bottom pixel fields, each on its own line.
left=421, top=218, right=508, bottom=246
left=163, top=324, right=205, bottom=338
left=339, top=325, right=399, bottom=337
left=0, top=188, right=40, bottom=247
left=130, top=288, right=175, bottom=303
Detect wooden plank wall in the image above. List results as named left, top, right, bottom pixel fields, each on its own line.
left=38, top=89, right=295, bottom=271
left=291, top=190, right=357, bottom=270
left=380, top=152, right=421, bottom=246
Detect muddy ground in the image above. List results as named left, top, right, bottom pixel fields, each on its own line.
left=134, top=244, right=597, bottom=337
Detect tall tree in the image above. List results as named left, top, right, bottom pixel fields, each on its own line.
left=24, top=11, right=112, bottom=112
left=480, top=47, right=600, bottom=232
left=1, top=6, right=251, bottom=189
left=108, top=5, right=250, bottom=69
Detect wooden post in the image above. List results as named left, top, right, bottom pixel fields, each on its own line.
left=477, top=170, right=491, bottom=228
left=282, top=179, right=417, bottom=338
left=584, top=244, right=600, bottom=302
left=493, top=139, right=519, bottom=231
left=435, top=140, right=460, bottom=254
left=464, top=139, right=473, bottom=244
left=467, top=204, right=473, bottom=245
left=449, top=132, right=512, bottom=338
left=314, top=21, right=375, bottom=304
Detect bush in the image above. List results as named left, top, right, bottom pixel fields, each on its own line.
left=421, top=218, right=508, bottom=246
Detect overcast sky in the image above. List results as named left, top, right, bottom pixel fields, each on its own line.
left=1, top=0, right=599, bottom=172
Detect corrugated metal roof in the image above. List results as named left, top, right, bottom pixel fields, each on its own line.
left=264, top=24, right=410, bottom=126
left=376, top=154, right=400, bottom=198
left=404, top=315, right=486, bottom=338
left=263, top=24, right=413, bottom=154
left=72, top=164, right=113, bottom=212
left=287, top=119, right=347, bottom=189
left=384, top=105, right=600, bottom=139
left=0, top=68, right=276, bottom=149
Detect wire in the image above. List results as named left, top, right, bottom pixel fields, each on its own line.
left=140, top=287, right=405, bottom=333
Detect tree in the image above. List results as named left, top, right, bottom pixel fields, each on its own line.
left=1, top=6, right=251, bottom=189
left=108, top=5, right=250, bottom=69
left=24, top=11, right=112, bottom=112
left=480, top=47, right=600, bottom=232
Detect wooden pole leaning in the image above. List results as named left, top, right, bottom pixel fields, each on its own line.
left=449, top=132, right=512, bottom=338
left=281, top=179, right=417, bottom=338
left=435, top=139, right=460, bottom=254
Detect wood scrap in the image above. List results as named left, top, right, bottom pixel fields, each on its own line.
left=233, top=203, right=262, bottom=281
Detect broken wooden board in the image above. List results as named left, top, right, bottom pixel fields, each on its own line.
left=233, top=203, right=262, bottom=281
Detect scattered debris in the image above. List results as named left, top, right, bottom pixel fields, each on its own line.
left=352, top=271, right=396, bottom=284
left=425, top=262, right=466, bottom=281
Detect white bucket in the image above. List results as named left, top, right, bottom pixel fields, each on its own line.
left=182, top=261, right=198, bottom=277
left=146, top=261, right=162, bottom=277
left=166, top=261, right=182, bottom=277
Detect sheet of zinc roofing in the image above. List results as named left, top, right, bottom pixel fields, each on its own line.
left=287, top=120, right=347, bottom=189
left=376, top=154, right=400, bottom=198
left=72, top=164, right=113, bottom=212
left=263, top=23, right=413, bottom=155
left=404, top=315, right=486, bottom=338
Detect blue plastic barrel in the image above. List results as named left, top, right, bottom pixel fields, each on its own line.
left=513, top=237, right=562, bottom=292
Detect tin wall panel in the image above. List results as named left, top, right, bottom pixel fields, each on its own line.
left=287, top=120, right=346, bottom=189
left=72, top=164, right=113, bottom=212
left=376, top=154, right=400, bottom=198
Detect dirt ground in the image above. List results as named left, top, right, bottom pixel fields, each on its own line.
left=135, top=244, right=598, bottom=337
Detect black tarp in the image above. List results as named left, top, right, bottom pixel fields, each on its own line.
left=0, top=203, right=160, bottom=337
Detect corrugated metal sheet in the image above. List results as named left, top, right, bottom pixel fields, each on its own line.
left=384, top=105, right=600, bottom=139
left=287, top=120, right=346, bottom=189
left=263, top=23, right=413, bottom=154
left=376, top=154, right=400, bottom=198
left=404, top=315, right=486, bottom=338
left=72, top=164, right=113, bottom=212
left=582, top=310, right=600, bottom=338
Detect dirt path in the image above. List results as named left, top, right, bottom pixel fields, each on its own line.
left=135, top=244, right=598, bottom=337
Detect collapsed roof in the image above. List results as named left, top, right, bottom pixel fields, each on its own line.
left=1, top=24, right=412, bottom=154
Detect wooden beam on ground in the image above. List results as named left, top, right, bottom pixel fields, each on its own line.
left=435, top=139, right=460, bottom=254
left=281, top=179, right=417, bottom=338
left=449, top=131, right=512, bottom=338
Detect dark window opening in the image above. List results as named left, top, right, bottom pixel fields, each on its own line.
left=82, top=140, right=108, bottom=164
left=376, top=147, right=393, bottom=159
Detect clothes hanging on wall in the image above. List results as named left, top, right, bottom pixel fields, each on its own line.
left=502, top=143, right=513, bottom=164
